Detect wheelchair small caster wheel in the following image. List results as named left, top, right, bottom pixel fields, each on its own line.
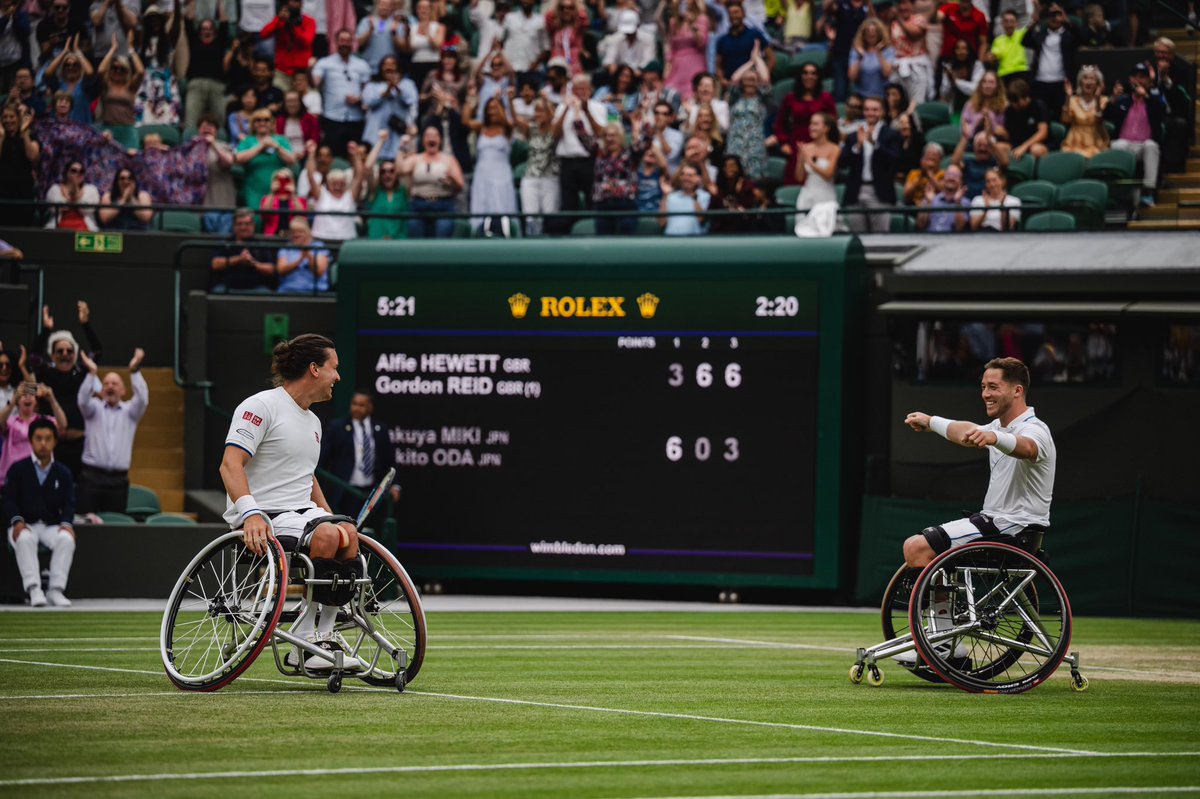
left=866, top=666, right=885, bottom=687
left=327, top=673, right=342, bottom=694
left=849, top=664, right=865, bottom=684
left=395, top=672, right=407, bottom=693
left=1071, top=673, right=1088, bottom=692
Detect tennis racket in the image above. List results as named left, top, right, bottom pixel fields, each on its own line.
left=355, top=467, right=397, bottom=529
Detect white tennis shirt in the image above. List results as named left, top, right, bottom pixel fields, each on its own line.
left=979, top=406, right=1056, bottom=529
left=223, top=387, right=322, bottom=525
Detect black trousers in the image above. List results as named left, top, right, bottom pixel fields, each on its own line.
left=319, top=117, right=365, bottom=159
left=555, top=156, right=594, bottom=234
left=79, top=466, right=130, bottom=514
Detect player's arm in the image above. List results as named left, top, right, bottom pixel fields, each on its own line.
left=906, top=412, right=1040, bottom=460
left=220, top=445, right=273, bottom=553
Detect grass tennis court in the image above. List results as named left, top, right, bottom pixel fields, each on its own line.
left=1, top=608, right=1198, bottom=798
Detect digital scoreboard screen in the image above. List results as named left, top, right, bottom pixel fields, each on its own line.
left=336, top=238, right=863, bottom=589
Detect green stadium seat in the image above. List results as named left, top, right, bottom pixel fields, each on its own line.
left=97, top=511, right=137, bottom=524
left=99, top=124, right=139, bottom=150
left=774, top=185, right=802, bottom=207
left=771, top=78, right=795, bottom=108
left=925, top=124, right=961, bottom=151
left=510, top=137, right=529, bottom=167
left=145, top=512, right=198, bottom=525
left=452, top=218, right=472, bottom=238
left=1037, top=151, right=1085, bottom=184
left=764, top=156, right=788, bottom=185
left=791, top=49, right=827, bottom=74
left=571, top=218, right=596, bottom=235
left=160, top=210, right=202, bottom=232
left=1024, top=210, right=1077, bottom=231
left=331, top=157, right=352, bottom=172
left=1048, top=121, right=1066, bottom=149
left=635, top=215, right=660, bottom=236
left=890, top=212, right=916, bottom=232
left=126, top=484, right=161, bottom=520
left=1083, top=149, right=1136, bottom=181
left=771, top=51, right=792, bottom=81
left=915, top=101, right=951, bottom=131
left=1010, top=180, right=1057, bottom=212
left=1054, top=178, right=1108, bottom=229
left=1005, top=153, right=1036, bottom=185
left=138, top=124, right=181, bottom=147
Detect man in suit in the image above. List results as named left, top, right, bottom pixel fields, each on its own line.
left=3, top=418, right=76, bottom=607
left=318, top=390, right=399, bottom=530
left=841, top=96, right=903, bottom=233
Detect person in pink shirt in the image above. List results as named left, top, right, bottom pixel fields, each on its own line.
left=0, top=383, right=68, bottom=489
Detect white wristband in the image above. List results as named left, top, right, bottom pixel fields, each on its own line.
left=929, top=416, right=951, bottom=439
left=234, top=494, right=261, bottom=520
left=993, top=431, right=1017, bottom=455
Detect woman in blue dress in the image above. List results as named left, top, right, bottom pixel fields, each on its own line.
left=462, top=90, right=519, bottom=237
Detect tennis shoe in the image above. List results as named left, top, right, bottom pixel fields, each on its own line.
left=46, top=589, right=72, bottom=607
left=28, top=586, right=47, bottom=607
left=303, top=637, right=363, bottom=672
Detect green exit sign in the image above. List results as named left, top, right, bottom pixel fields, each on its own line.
left=74, top=233, right=124, bottom=254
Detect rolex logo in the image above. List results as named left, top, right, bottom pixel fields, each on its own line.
left=636, top=293, right=660, bottom=319
left=508, top=292, right=531, bottom=319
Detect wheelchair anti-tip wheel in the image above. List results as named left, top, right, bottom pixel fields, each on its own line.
left=342, top=535, right=427, bottom=689
left=909, top=542, right=1072, bottom=694
left=161, top=531, right=287, bottom=691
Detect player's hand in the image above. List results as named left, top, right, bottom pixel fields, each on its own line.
left=241, top=514, right=273, bottom=555
left=904, top=411, right=931, bottom=431
left=389, top=485, right=401, bottom=502
left=11, top=521, right=25, bottom=540
left=963, top=428, right=997, bottom=448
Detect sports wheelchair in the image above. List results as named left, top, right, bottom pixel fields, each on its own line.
left=850, top=529, right=1088, bottom=694
left=160, top=515, right=426, bottom=694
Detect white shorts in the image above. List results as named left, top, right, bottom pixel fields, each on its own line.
left=258, top=507, right=340, bottom=542
left=929, top=515, right=1025, bottom=553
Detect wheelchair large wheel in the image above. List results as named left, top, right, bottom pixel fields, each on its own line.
left=345, top=535, right=427, bottom=688
left=909, top=542, right=1072, bottom=694
left=881, top=564, right=943, bottom=684
left=160, top=531, right=287, bottom=692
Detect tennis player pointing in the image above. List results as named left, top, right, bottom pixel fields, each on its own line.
left=900, top=356, right=1056, bottom=571
left=220, top=333, right=364, bottom=670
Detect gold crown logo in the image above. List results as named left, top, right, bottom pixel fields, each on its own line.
left=508, top=292, right=531, bottom=319
left=636, top=293, right=660, bottom=319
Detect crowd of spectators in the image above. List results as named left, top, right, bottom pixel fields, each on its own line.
left=0, top=0, right=1193, bottom=255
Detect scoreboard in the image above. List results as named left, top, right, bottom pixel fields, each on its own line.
left=335, top=237, right=864, bottom=589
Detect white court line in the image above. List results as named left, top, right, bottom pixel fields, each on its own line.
left=0, top=648, right=160, bottom=654
left=0, top=655, right=1091, bottom=754
left=614, top=788, right=1200, bottom=799
left=669, top=635, right=851, bottom=653
left=411, top=690, right=1095, bottom=755
left=2, top=754, right=1198, bottom=789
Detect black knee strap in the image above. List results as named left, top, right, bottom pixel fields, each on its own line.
left=310, top=558, right=364, bottom=605
left=921, top=525, right=951, bottom=555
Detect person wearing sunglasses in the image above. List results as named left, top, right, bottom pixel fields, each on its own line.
left=41, top=33, right=96, bottom=125
left=30, top=302, right=103, bottom=482
left=44, top=161, right=100, bottom=231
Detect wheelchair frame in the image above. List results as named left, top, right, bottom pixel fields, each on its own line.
left=850, top=541, right=1088, bottom=694
left=160, top=521, right=426, bottom=694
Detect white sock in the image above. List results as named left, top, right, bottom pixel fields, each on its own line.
left=316, top=604, right=341, bottom=637
left=931, top=600, right=951, bottom=632
left=291, top=602, right=318, bottom=641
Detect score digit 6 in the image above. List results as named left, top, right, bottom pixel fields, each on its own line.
left=666, top=436, right=740, bottom=462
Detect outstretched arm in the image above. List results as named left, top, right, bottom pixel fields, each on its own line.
left=904, top=411, right=1040, bottom=459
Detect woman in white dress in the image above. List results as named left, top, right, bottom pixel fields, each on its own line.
left=462, top=91, right=519, bottom=236
left=794, top=112, right=841, bottom=236
left=795, top=112, right=840, bottom=209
